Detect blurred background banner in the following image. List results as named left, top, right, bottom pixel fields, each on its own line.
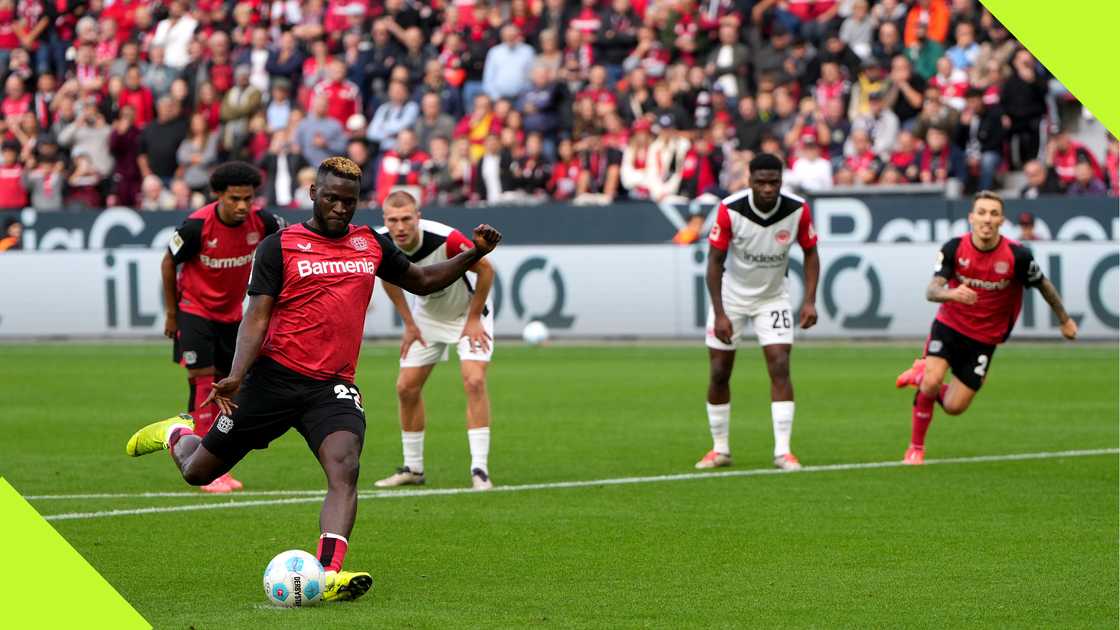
left=3, top=242, right=1115, bottom=339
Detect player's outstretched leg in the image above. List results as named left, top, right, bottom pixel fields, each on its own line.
left=762, top=344, right=801, bottom=471
left=376, top=365, right=434, bottom=488
left=697, top=348, right=735, bottom=469
left=125, top=412, right=235, bottom=486
left=316, top=431, right=373, bottom=602
left=184, top=369, right=240, bottom=493
left=462, top=360, right=493, bottom=490
left=906, top=357, right=952, bottom=465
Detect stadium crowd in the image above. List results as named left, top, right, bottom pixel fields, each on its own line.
left=0, top=0, right=1114, bottom=215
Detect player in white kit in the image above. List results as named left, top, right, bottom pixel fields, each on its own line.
left=373, top=191, right=497, bottom=490
left=697, top=153, right=821, bottom=471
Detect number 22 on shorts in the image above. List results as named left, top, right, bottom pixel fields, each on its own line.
left=334, top=384, right=364, bottom=411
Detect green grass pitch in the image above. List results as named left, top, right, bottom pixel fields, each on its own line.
left=1, top=341, right=1116, bottom=629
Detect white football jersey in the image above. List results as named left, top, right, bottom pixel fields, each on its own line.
left=709, top=188, right=817, bottom=309
left=376, top=219, right=486, bottom=321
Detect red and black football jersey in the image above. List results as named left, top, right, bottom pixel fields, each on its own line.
left=247, top=222, right=411, bottom=382
left=169, top=202, right=284, bottom=323
left=933, top=235, right=1044, bottom=345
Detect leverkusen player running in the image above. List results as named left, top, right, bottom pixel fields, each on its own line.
left=895, top=191, right=1077, bottom=465
left=126, top=157, right=502, bottom=602
left=161, top=162, right=284, bottom=493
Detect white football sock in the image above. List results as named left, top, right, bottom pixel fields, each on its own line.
left=467, top=427, right=490, bottom=474
left=401, top=431, right=424, bottom=473
left=706, top=402, right=731, bottom=454
left=771, top=401, right=795, bottom=457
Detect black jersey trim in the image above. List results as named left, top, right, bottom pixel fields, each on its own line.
left=726, top=193, right=803, bottom=227
left=404, top=231, right=448, bottom=263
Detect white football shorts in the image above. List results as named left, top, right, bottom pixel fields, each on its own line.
left=400, top=310, right=495, bottom=367
left=705, top=298, right=796, bottom=350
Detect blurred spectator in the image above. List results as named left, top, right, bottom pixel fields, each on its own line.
left=151, top=1, right=197, bottom=69
left=346, top=138, right=378, bottom=202
left=887, top=129, right=921, bottom=182
left=1065, top=160, right=1108, bottom=197
left=734, top=96, right=767, bottom=153
left=313, top=59, right=362, bottom=126
left=413, top=92, right=455, bottom=154
left=375, top=128, right=429, bottom=206
left=945, top=22, right=979, bottom=73
left=138, top=174, right=176, bottom=211
left=108, top=40, right=142, bottom=81
left=292, top=166, right=316, bottom=209
left=510, top=132, right=551, bottom=198
left=138, top=97, right=188, bottom=185
left=117, top=65, right=154, bottom=129
left=707, top=17, right=748, bottom=99
left=144, top=46, right=178, bottom=100
left=840, top=0, right=876, bottom=61
left=107, top=105, right=141, bottom=206
left=366, top=80, right=419, bottom=153
left=904, top=0, right=950, bottom=47
left=57, top=103, right=112, bottom=178
left=548, top=137, right=582, bottom=201
left=883, top=55, right=926, bottom=125
left=1001, top=49, right=1047, bottom=168
left=872, top=21, right=905, bottom=67
left=65, top=151, right=104, bottom=209
left=266, top=31, right=305, bottom=86
left=0, top=216, right=21, bottom=251
left=620, top=119, right=653, bottom=198
left=573, top=133, right=620, bottom=204
left=0, top=139, right=26, bottom=209
left=905, top=22, right=943, bottom=80
left=598, top=0, right=640, bottom=82
left=955, top=87, right=1005, bottom=191
left=266, top=79, right=294, bottom=133
left=170, top=178, right=203, bottom=211
left=625, top=25, right=670, bottom=85
left=258, top=129, right=308, bottom=208
left=913, top=88, right=959, bottom=142
left=534, top=29, right=564, bottom=75
left=455, top=93, right=500, bottom=162
left=1048, top=129, right=1103, bottom=187
left=1106, top=134, right=1119, bottom=196
left=1017, top=212, right=1038, bottom=241
left=850, top=91, right=899, bottom=159
left=23, top=141, right=65, bottom=210
left=678, top=132, right=721, bottom=200
left=1019, top=159, right=1062, bottom=198
left=237, top=27, right=273, bottom=94
left=788, top=137, right=834, bottom=191
left=918, top=125, right=964, bottom=185
left=295, top=94, right=347, bottom=168
left=844, top=129, right=881, bottom=185
left=177, top=113, right=219, bottom=193
left=473, top=133, right=514, bottom=202
left=646, top=126, right=690, bottom=202
left=483, top=25, right=535, bottom=102
left=419, top=135, right=454, bottom=205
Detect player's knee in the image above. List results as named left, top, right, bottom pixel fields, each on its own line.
left=325, top=450, right=360, bottom=487
left=767, top=358, right=790, bottom=383
left=396, top=378, right=422, bottom=402
left=919, top=374, right=942, bottom=398
left=709, top=365, right=732, bottom=387
left=941, top=399, right=968, bottom=416
left=462, top=374, right=487, bottom=397
left=182, top=464, right=217, bottom=487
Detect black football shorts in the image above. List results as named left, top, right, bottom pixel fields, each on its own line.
left=201, top=356, right=367, bottom=465
left=924, top=319, right=997, bottom=391
left=173, top=311, right=239, bottom=374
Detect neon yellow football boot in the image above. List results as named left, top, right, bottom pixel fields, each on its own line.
left=322, top=570, right=373, bottom=602
left=125, top=413, right=194, bottom=457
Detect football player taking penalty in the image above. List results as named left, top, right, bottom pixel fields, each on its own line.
left=126, top=157, right=503, bottom=602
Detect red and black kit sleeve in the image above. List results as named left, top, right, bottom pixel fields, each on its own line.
left=247, top=232, right=284, bottom=298
left=168, top=218, right=204, bottom=264
left=708, top=203, right=732, bottom=251
left=933, top=237, right=960, bottom=280
left=373, top=231, right=412, bottom=285
left=1011, top=242, right=1045, bottom=288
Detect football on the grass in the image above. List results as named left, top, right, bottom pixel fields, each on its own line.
left=263, top=550, right=324, bottom=607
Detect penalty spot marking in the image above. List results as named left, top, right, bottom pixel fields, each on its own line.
left=37, top=448, right=1118, bottom=522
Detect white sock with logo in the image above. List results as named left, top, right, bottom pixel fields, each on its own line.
left=467, top=427, right=490, bottom=474
left=706, top=403, right=731, bottom=454
left=772, top=401, right=795, bottom=457
left=401, top=431, right=424, bottom=473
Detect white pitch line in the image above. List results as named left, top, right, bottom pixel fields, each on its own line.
left=38, top=448, right=1119, bottom=522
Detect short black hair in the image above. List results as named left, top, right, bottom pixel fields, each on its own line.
left=749, top=152, right=784, bottom=173
left=209, top=161, right=263, bottom=192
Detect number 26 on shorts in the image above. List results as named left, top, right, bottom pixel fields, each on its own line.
left=770, top=310, right=792, bottom=329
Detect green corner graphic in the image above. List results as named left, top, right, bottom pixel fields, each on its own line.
left=0, top=479, right=150, bottom=629
left=982, top=0, right=1120, bottom=135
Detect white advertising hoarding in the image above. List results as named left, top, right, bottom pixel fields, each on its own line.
left=0, top=243, right=1116, bottom=339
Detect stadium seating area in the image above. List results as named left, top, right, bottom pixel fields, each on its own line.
left=0, top=0, right=1115, bottom=213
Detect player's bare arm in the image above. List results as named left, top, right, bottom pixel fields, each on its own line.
left=1037, top=277, right=1078, bottom=340
left=706, top=245, right=733, bottom=344
left=160, top=251, right=179, bottom=338
left=800, top=245, right=820, bottom=329
left=462, top=257, right=495, bottom=353
left=382, top=282, right=428, bottom=359
left=395, top=225, right=503, bottom=296
left=206, top=294, right=275, bottom=415
left=926, top=276, right=977, bottom=305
